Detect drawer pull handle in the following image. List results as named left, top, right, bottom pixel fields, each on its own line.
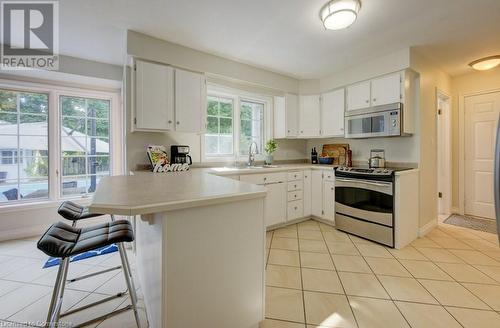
left=294, top=195, right=297, bottom=198
left=294, top=206, right=297, bottom=210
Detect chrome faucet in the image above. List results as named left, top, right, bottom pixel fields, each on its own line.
left=247, top=141, right=258, bottom=166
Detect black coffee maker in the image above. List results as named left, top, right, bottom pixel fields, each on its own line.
left=171, top=145, right=192, bottom=165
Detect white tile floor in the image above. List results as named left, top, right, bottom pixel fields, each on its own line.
left=0, top=236, right=148, bottom=327
left=1, top=219, right=500, bottom=328
left=263, top=219, right=500, bottom=328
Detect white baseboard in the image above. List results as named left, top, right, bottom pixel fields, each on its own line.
left=419, top=219, right=437, bottom=237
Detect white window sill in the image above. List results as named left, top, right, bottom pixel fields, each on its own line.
left=0, top=196, right=92, bottom=214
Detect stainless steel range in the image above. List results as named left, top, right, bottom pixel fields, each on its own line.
left=334, top=166, right=408, bottom=247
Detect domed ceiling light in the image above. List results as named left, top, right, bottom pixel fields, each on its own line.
left=469, top=55, right=500, bottom=71
left=320, top=0, right=361, bottom=30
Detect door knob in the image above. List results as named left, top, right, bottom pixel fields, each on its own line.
left=176, top=121, right=180, bottom=125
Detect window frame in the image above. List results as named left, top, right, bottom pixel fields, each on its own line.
left=202, top=85, right=272, bottom=163
left=0, top=79, right=122, bottom=207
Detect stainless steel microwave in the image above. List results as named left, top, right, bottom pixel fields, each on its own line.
left=344, top=103, right=411, bottom=139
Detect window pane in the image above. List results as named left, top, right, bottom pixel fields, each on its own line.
left=0, top=90, right=17, bottom=113
left=90, top=137, right=109, bottom=155
left=61, top=96, right=85, bottom=117
left=240, top=100, right=264, bottom=156
left=0, top=112, right=18, bottom=126
left=20, top=136, right=48, bottom=154
left=62, top=117, right=86, bottom=134
left=20, top=114, right=47, bottom=135
left=19, top=93, right=48, bottom=114
left=219, top=100, right=233, bottom=117
left=205, top=135, right=218, bottom=155
left=220, top=117, right=232, bottom=134
left=206, top=116, right=218, bottom=134
left=86, top=119, right=109, bottom=138
left=207, top=98, right=218, bottom=116
left=20, top=178, right=48, bottom=200
left=22, top=156, right=49, bottom=178
left=61, top=136, right=86, bottom=156
left=61, top=176, right=87, bottom=196
left=86, top=175, right=106, bottom=193
left=0, top=180, right=19, bottom=202
left=88, top=156, right=110, bottom=175
left=87, top=99, right=110, bottom=119
left=62, top=157, right=86, bottom=176
left=219, top=136, right=233, bottom=154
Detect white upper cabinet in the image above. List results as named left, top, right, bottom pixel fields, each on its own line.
left=299, top=95, right=321, bottom=137
left=174, top=68, right=206, bottom=133
left=321, top=88, right=345, bottom=137
left=371, top=72, right=402, bottom=106
left=273, top=96, right=286, bottom=139
left=346, top=80, right=371, bottom=111
left=134, top=59, right=174, bottom=131
left=285, top=94, right=299, bottom=137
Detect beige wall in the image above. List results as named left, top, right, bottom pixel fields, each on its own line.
left=409, top=50, right=452, bottom=229
left=450, top=67, right=500, bottom=210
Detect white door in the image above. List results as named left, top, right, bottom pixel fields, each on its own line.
left=371, top=72, right=402, bottom=106
left=346, top=80, right=371, bottom=111
left=175, top=69, right=206, bottom=133
left=299, top=95, right=321, bottom=137
left=321, top=89, right=345, bottom=136
left=303, top=170, right=312, bottom=217
left=134, top=60, right=174, bottom=131
left=311, top=171, right=323, bottom=217
left=264, top=182, right=287, bottom=227
left=465, top=92, right=500, bottom=219
left=322, top=180, right=335, bottom=222
left=273, top=96, right=286, bottom=138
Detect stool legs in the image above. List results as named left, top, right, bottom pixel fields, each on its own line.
left=118, top=241, right=141, bottom=328
left=45, top=257, right=69, bottom=328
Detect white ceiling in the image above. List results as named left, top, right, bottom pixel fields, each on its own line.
left=60, top=0, right=500, bottom=79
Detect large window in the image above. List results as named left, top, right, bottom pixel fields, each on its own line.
left=204, top=89, right=269, bottom=160
left=60, top=96, right=111, bottom=197
left=0, top=89, right=49, bottom=202
left=0, top=82, right=118, bottom=205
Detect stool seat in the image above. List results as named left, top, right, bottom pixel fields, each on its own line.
left=37, top=220, right=134, bottom=258
left=58, top=201, right=103, bottom=221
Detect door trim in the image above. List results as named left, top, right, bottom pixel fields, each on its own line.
left=459, top=87, right=500, bottom=215
left=436, top=89, right=451, bottom=215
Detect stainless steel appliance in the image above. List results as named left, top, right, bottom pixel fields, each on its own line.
left=344, top=103, right=409, bottom=139
left=369, top=149, right=386, bottom=168
left=494, top=117, right=500, bottom=244
left=171, top=145, right=192, bottom=165
left=334, top=166, right=402, bottom=247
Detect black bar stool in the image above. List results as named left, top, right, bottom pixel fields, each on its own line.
left=37, top=220, right=141, bottom=328
left=57, top=201, right=104, bottom=226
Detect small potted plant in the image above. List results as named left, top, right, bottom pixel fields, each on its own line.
left=264, top=139, right=277, bottom=165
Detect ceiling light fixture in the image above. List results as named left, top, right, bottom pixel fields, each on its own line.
left=320, top=0, right=361, bottom=30
left=469, top=55, right=500, bottom=71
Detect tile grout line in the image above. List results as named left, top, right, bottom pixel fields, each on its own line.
left=347, top=234, right=414, bottom=328
left=295, top=223, right=307, bottom=326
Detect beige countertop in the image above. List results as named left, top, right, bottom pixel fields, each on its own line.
left=89, top=169, right=267, bottom=216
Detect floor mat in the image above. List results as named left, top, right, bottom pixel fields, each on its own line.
left=443, top=214, right=497, bottom=234
left=43, top=243, right=118, bottom=268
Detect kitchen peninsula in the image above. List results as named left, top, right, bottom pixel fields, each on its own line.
left=89, top=170, right=267, bottom=328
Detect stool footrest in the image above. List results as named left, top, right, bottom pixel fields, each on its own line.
left=60, top=290, right=128, bottom=317
left=71, top=304, right=133, bottom=328
left=67, top=265, right=122, bottom=283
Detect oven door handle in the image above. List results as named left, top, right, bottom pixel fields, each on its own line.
left=335, top=177, right=392, bottom=188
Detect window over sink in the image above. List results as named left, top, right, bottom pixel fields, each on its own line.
left=203, top=86, right=271, bottom=161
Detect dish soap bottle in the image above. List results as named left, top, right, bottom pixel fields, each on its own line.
left=311, top=148, right=318, bottom=164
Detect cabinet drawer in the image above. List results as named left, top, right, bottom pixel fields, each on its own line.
left=287, top=200, right=304, bottom=220
left=287, top=171, right=303, bottom=181
left=323, top=170, right=335, bottom=181
left=287, top=190, right=303, bottom=202
left=287, top=181, right=303, bottom=191
left=239, top=172, right=286, bottom=185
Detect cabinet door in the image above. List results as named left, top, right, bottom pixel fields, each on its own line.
left=322, top=180, right=335, bottom=223
left=273, top=96, right=286, bottom=138
left=346, top=80, right=371, bottom=111
left=265, top=182, right=287, bottom=227
left=134, top=60, right=174, bottom=131
left=303, top=170, right=312, bottom=217
left=285, top=94, right=299, bottom=137
left=311, top=170, right=323, bottom=217
left=371, top=72, right=402, bottom=106
left=299, top=95, right=321, bottom=137
left=174, top=69, right=206, bottom=133
left=321, top=89, right=345, bottom=137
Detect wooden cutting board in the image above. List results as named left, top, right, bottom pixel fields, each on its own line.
left=322, top=144, right=349, bottom=165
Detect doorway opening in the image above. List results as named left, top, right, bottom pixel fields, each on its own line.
left=437, top=90, right=451, bottom=218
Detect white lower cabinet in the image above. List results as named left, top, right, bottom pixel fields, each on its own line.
left=240, top=173, right=287, bottom=227
left=310, top=170, right=335, bottom=223
left=287, top=200, right=303, bottom=220
left=311, top=171, right=323, bottom=218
